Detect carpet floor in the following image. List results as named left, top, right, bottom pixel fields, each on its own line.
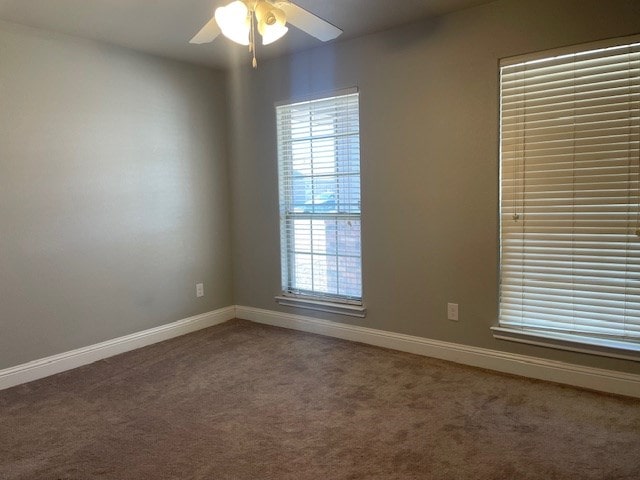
left=1, top=319, right=639, bottom=479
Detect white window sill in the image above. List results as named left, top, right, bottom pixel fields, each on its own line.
left=491, top=326, right=640, bottom=362
left=275, top=295, right=367, bottom=318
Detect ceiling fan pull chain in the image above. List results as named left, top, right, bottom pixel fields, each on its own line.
left=250, top=5, right=258, bottom=68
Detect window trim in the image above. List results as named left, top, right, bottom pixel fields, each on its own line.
left=491, top=326, right=640, bottom=362
left=275, top=87, right=365, bottom=315
left=275, top=295, right=367, bottom=318
left=495, top=34, right=640, bottom=360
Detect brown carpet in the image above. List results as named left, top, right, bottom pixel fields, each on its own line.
left=1, top=319, right=639, bottom=480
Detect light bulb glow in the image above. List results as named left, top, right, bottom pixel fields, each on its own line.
left=213, top=0, right=289, bottom=64
left=271, top=7, right=286, bottom=27
left=215, top=1, right=250, bottom=46
left=260, top=23, right=288, bottom=45
left=258, top=6, right=287, bottom=45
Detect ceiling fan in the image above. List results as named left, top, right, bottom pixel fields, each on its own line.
left=190, top=0, right=343, bottom=68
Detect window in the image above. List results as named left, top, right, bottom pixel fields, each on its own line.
left=495, top=36, right=640, bottom=359
left=275, top=89, right=365, bottom=317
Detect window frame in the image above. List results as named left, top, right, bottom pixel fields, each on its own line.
left=275, top=88, right=366, bottom=317
left=494, top=34, right=640, bottom=361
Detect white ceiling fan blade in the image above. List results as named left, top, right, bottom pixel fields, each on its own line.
left=279, top=2, right=342, bottom=42
left=189, top=17, right=221, bottom=44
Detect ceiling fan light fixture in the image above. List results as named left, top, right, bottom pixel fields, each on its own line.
left=257, top=4, right=287, bottom=45
left=259, top=22, right=288, bottom=45
left=270, top=7, right=286, bottom=27
left=254, top=1, right=275, bottom=25
left=190, top=0, right=344, bottom=68
left=215, top=0, right=250, bottom=46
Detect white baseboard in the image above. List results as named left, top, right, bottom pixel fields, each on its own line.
left=5, top=305, right=639, bottom=399
left=236, top=305, right=640, bottom=399
left=0, top=306, right=236, bottom=391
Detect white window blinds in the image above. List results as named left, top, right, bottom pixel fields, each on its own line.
left=499, top=36, right=640, bottom=352
left=276, top=90, right=362, bottom=304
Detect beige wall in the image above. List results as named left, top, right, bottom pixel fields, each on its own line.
left=0, top=21, right=232, bottom=368
left=228, top=0, right=640, bottom=374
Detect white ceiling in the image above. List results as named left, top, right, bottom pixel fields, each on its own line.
left=0, top=0, right=495, bottom=69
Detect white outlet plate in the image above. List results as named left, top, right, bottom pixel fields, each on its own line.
left=196, top=283, right=204, bottom=298
left=447, top=303, right=459, bottom=321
